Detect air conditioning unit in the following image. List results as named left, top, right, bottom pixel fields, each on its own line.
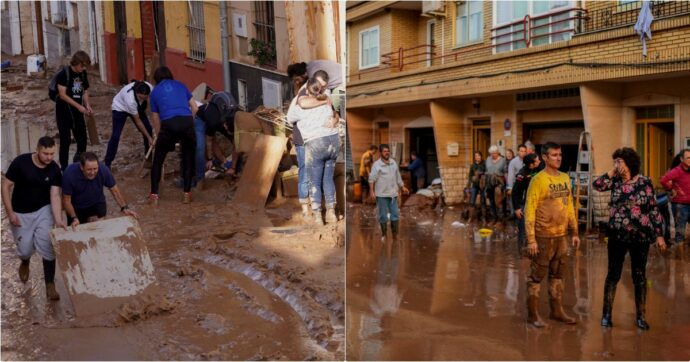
left=422, top=0, right=446, bottom=16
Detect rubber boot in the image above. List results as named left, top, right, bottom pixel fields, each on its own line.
left=634, top=282, right=650, bottom=330
left=325, top=208, right=337, bottom=223
left=601, top=280, right=616, bottom=327
left=380, top=223, right=387, bottom=236
left=301, top=204, right=312, bottom=221
left=18, top=259, right=30, bottom=283
left=391, top=221, right=399, bottom=236
left=527, top=295, right=546, bottom=328
left=45, top=282, right=60, bottom=301
left=548, top=279, right=577, bottom=324
left=313, top=210, right=324, bottom=226
left=526, top=283, right=546, bottom=328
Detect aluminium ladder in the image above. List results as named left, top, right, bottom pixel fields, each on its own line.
left=573, top=131, right=594, bottom=232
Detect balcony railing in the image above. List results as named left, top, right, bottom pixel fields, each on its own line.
left=581, top=0, right=690, bottom=33
left=347, top=1, right=689, bottom=82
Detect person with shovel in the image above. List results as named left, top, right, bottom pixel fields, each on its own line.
left=62, top=152, right=137, bottom=227
left=2, top=137, right=65, bottom=300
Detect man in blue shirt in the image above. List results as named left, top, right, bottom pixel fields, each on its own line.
left=62, top=152, right=137, bottom=228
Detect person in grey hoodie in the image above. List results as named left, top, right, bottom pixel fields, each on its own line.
left=369, top=144, right=409, bottom=237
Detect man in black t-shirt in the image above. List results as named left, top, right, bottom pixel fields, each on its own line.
left=1, top=137, right=65, bottom=301
left=55, top=50, right=93, bottom=170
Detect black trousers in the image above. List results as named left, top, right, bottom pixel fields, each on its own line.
left=56, top=104, right=87, bottom=170
left=605, top=235, right=650, bottom=289
left=151, top=116, right=196, bottom=194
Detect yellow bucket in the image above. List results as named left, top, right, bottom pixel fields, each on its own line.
left=479, top=228, right=493, bottom=238
left=353, top=182, right=362, bottom=201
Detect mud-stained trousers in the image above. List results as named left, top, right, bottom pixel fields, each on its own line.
left=526, top=236, right=576, bottom=325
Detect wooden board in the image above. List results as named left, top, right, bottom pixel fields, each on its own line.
left=233, top=134, right=287, bottom=210
left=86, top=114, right=100, bottom=146
left=50, top=216, right=157, bottom=317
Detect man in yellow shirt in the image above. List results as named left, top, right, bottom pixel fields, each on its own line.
left=359, top=145, right=378, bottom=203
left=524, top=142, right=580, bottom=327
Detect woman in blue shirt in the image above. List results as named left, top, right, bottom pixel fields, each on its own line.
left=148, top=66, right=198, bottom=205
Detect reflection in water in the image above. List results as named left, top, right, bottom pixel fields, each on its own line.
left=347, top=205, right=690, bottom=361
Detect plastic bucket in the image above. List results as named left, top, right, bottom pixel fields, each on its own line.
left=353, top=182, right=362, bottom=201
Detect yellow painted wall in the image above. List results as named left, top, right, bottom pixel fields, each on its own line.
left=104, top=1, right=115, bottom=33
left=125, top=1, right=141, bottom=38
left=204, top=1, right=221, bottom=61
left=164, top=1, right=189, bottom=53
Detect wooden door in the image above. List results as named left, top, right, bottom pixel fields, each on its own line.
left=113, top=1, right=128, bottom=85
left=377, top=122, right=389, bottom=146
left=472, top=126, right=490, bottom=156
left=648, top=122, right=674, bottom=187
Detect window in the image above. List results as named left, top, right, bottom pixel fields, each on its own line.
left=359, top=26, right=380, bottom=69
left=54, top=0, right=67, bottom=25
left=238, top=79, right=248, bottom=111
left=456, top=1, right=483, bottom=46
left=253, top=1, right=276, bottom=67
left=494, top=0, right=572, bottom=53
left=186, top=1, right=205, bottom=62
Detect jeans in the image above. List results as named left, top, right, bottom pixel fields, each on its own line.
left=306, top=134, right=339, bottom=211
left=470, top=186, right=485, bottom=207
left=673, top=203, right=690, bottom=243
left=194, top=116, right=206, bottom=182
left=295, top=144, right=309, bottom=204
left=376, top=196, right=400, bottom=224
left=56, top=104, right=87, bottom=170
left=104, top=110, right=153, bottom=167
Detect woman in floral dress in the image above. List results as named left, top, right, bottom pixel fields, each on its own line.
left=592, top=147, right=666, bottom=330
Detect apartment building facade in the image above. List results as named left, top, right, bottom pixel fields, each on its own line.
left=346, top=0, right=690, bottom=204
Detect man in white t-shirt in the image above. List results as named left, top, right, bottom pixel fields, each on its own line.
left=104, top=81, right=154, bottom=168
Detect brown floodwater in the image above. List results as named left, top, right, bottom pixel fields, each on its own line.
left=346, top=204, right=690, bottom=360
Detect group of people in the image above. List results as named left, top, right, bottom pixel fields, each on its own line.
left=287, top=60, right=344, bottom=225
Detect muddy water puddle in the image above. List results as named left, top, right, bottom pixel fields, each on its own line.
left=347, top=204, right=690, bottom=360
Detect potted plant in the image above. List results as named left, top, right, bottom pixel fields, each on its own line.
left=248, top=38, right=276, bottom=67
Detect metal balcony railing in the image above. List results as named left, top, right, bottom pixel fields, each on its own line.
left=490, top=7, right=587, bottom=52
left=381, top=44, right=436, bottom=71
left=580, top=0, right=690, bottom=33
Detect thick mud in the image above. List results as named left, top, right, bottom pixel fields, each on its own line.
left=1, top=55, right=344, bottom=360
left=346, top=203, right=690, bottom=360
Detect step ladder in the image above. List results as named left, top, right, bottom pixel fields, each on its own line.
left=573, top=131, right=594, bottom=231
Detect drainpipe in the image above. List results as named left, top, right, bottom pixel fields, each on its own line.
left=220, top=1, right=231, bottom=92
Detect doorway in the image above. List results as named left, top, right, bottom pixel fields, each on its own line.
left=113, top=1, right=128, bottom=85
left=376, top=122, right=389, bottom=147
left=472, top=119, right=491, bottom=157
left=408, top=127, right=439, bottom=184
left=637, top=120, right=674, bottom=188
left=523, top=121, right=584, bottom=172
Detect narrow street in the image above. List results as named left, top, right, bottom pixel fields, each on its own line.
left=1, top=55, right=344, bottom=360
left=346, top=203, right=690, bottom=360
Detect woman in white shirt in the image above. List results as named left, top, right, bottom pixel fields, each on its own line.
left=104, top=81, right=154, bottom=168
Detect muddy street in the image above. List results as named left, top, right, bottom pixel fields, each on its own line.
left=346, top=203, right=690, bottom=360
left=1, top=56, right=344, bottom=360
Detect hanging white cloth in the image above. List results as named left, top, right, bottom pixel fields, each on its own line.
left=634, top=0, right=654, bottom=57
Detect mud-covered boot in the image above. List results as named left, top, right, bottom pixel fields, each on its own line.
left=313, top=210, right=324, bottom=226
left=380, top=223, right=387, bottom=237
left=18, top=259, right=29, bottom=283
left=634, top=282, right=650, bottom=330
left=391, top=221, right=399, bottom=236
left=301, top=204, right=312, bottom=221
left=601, top=280, right=616, bottom=327
left=325, top=208, right=337, bottom=223
left=549, top=279, right=577, bottom=324
left=527, top=295, right=546, bottom=328
left=45, top=282, right=60, bottom=301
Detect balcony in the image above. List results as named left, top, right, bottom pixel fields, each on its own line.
left=580, top=0, right=690, bottom=34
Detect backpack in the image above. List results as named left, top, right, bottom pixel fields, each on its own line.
left=209, top=91, right=238, bottom=124
left=48, top=66, right=69, bottom=102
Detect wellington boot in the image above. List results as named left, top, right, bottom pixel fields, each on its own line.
left=18, top=260, right=29, bottom=283
left=527, top=295, right=546, bottom=328
left=301, top=204, right=312, bottom=221
left=45, top=282, right=60, bottom=301
left=325, top=208, right=337, bottom=223
left=314, top=211, right=324, bottom=226
left=380, top=223, right=387, bottom=236
left=548, top=279, right=577, bottom=324
left=634, top=282, right=650, bottom=330
left=391, top=221, right=399, bottom=236
left=549, top=298, right=577, bottom=324
left=182, top=192, right=192, bottom=204
left=601, top=280, right=616, bottom=327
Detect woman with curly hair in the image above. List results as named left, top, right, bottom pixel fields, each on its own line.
left=592, top=147, right=667, bottom=330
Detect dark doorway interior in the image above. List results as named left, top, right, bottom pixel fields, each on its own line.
left=113, top=1, right=128, bottom=85
left=409, top=127, right=439, bottom=184
left=524, top=121, right=584, bottom=173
